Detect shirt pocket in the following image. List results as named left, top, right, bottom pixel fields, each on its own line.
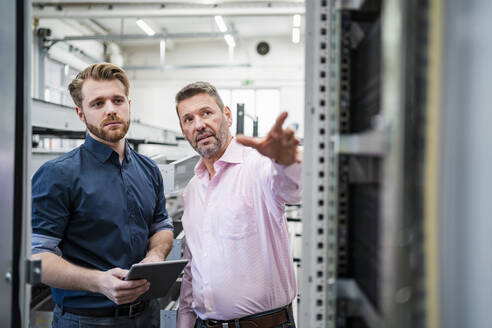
left=217, top=196, right=257, bottom=240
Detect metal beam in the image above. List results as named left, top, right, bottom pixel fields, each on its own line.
left=335, top=129, right=386, bottom=156
left=32, top=0, right=304, bottom=4
left=122, top=63, right=251, bottom=70
left=337, top=279, right=383, bottom=328
left=49, top=31, right=237, bottom=42
left=32, top=6, right=305, bottom=19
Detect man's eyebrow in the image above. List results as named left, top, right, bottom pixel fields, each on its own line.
left=88, top=96, right=105, bottom=105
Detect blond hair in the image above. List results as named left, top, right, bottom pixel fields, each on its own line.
left=68, top=62, right=130, bottom=108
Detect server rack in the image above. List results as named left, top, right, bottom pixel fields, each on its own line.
left=300, top=1, right=430, bottom=327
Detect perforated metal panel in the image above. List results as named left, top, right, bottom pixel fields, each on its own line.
left=300, top=1, right=338, bottom=327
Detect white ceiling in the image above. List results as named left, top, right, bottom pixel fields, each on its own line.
left=33, top=1, right=305, bottom=47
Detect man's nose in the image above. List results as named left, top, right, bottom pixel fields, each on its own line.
left=194, top=116, right=206, bottom=130
left=104, top=100, right=117, bottom=115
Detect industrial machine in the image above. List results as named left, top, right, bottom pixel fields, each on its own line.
left=300, top=1, right=492, bottom=328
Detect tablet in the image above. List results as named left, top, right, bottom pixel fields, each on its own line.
left=125, top=259, right=188, bottom=301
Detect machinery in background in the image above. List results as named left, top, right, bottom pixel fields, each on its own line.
left=300, top=1, right=492, bottom=328
left=236, top=103, right=259, bottom=137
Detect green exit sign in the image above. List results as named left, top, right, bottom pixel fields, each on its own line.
left=241, top=79, right=254, bottom=86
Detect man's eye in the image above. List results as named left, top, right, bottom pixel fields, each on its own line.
left=184, top=117, right=192, bottom=123
left=114, top=99, right=123, bottom=104
left=92, top=102, right=103, bottom=107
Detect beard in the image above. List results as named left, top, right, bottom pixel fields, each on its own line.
left=84, top=113, right=130, bottom=143
left=191, top=117, right=229, bottom=159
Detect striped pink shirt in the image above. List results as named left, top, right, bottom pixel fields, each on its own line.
left=177, top=139, right=302, bottom=327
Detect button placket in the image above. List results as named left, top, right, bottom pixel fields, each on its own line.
left=202, top=178, right=214, bottom=313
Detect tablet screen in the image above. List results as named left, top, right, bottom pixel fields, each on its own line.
left=125, top=259, right=188, bottom=300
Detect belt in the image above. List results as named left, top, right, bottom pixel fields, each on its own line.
left=61, top=300, right=148, bottom=318
left=202, top=303, right=293, bottom=328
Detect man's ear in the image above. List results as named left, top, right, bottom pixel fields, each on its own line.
left=224, top=106, right=233, bottom=127
left=75, top=106, right=85, bottom=123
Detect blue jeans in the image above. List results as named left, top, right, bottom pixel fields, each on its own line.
left=194, top=306, right=296, bottom=328
left=50, top=300, right=160, bottom=328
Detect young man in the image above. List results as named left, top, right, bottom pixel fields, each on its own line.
left=175, top=81, right=302, bottom=328
left=31, top=63, right=174, bottom=327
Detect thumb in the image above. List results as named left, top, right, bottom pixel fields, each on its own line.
left=108, top=267, right=129, bottom=279
left=236, top=135, right=261, bottom=148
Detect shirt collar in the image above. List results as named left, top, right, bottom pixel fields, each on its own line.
left=83, top=133, right=132, bottom=163
left=218, top=138, right=244, bottom=164
left=194, top=138, right=244, bottom=177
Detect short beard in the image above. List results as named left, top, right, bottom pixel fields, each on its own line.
left=85, top=113, right=130, bottom=143
left=191, top=117, right=229, bottom=159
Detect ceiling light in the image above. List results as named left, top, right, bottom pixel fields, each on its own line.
left=228, top=45, right=234, bottom=62
left=292, top=27, right=300, bottom=44
left=160, top=39, right=166, bottom=66
left=214, top=15, right=228, bottom=33
left=136, top=19, right=155, bottom=36
left=293, top=14, right=301, bottom=28
left=224, top=34, right=236, bottom=48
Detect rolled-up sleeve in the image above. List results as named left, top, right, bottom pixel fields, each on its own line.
left=31, top=162, right=70, bottom=254
left=150, top=169, right=174, bottom=235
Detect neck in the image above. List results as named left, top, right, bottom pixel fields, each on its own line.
left=202, top=136, right=233, bottom=179
left=89, top=132, right=126, bottom=163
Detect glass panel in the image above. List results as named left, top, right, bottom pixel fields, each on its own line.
left=255, top=89, right=280, bottom=137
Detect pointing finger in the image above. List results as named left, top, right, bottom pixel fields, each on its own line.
left=272, top=112, right=289, bottom=133
left=236, top=135, right=261, bottom=148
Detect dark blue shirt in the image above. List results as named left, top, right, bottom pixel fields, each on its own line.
left=31, top=134, right=173, bottom=308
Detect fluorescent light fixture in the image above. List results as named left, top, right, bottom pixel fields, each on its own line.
left=136, top=19, right=155, bottom=36
left=214, top=15, right=228, bottom=32
left=224, top=34, right=236, bottom=48
left=228, top=45, right=234, bottom=62
left=292, top=27, right=300, bottom=43
left=293, top=14, right=301, bottom=27
left=160, top=39, right=166, bottom=66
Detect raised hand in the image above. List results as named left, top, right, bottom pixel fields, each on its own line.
left=236, top=112, right=301, bottom=165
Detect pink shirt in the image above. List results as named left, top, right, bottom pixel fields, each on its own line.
left=177, top=139, right=302, bottom=327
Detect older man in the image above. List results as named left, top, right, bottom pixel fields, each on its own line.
left=175, top=81, right=301, bottom=328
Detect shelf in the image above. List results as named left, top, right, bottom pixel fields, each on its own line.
left=337, top=278, right=382, bottom=328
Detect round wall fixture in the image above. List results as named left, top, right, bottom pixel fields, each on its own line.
left=256, top=41, right=270, bottom=55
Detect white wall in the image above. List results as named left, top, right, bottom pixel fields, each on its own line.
left=125, top=36, right=305, bottom=137
left=34, top=23, right=306, bottom=142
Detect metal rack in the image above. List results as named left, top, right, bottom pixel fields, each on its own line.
left=300, top=1, right=430, bottom=327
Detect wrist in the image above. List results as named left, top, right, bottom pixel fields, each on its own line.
left=144, top=251, right=165, bottom=262
left=87, top=270, right=104, bottom=294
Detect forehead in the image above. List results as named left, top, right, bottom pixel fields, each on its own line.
left=81, top=79, right=126, bottom=102
left=177, top=93, right=220, bottom=117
